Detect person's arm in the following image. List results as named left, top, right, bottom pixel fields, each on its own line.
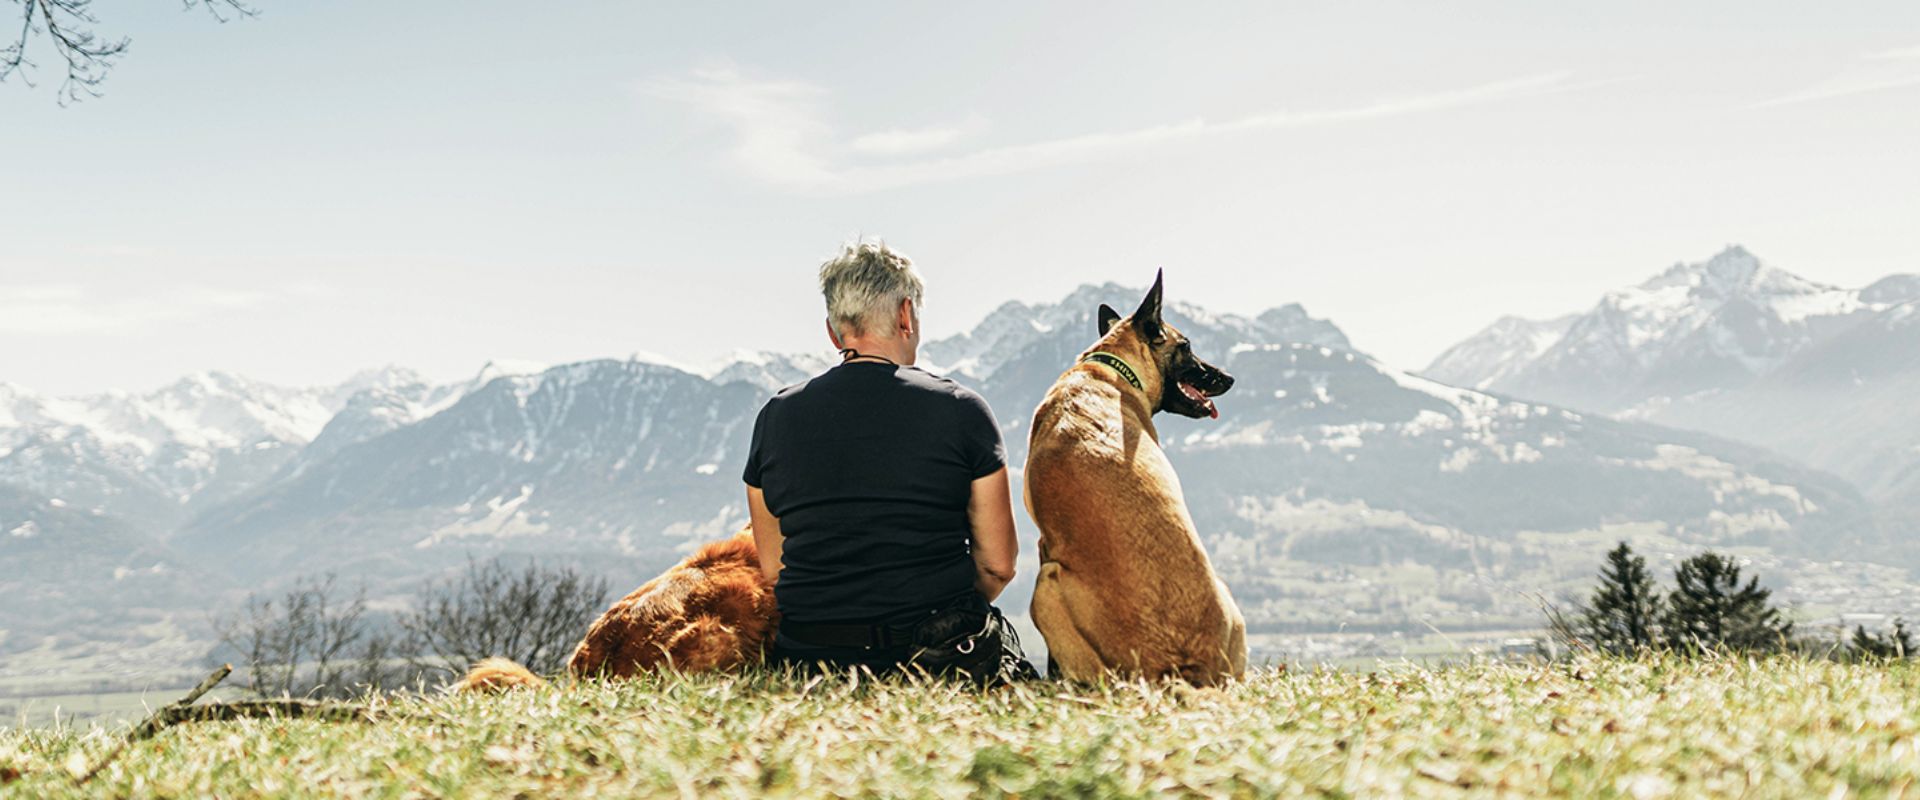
left=967, top=466, right=1018, bottom=601
left=747, top=486, right=785, bottom=586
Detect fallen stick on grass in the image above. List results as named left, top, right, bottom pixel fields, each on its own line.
left=77, top=664, right=374, bottom=784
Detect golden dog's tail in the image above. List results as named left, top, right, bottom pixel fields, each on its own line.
left=452, top=657, right=548, bottom=693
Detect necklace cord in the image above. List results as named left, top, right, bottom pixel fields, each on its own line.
left=839, top=347, right=898, bottom=366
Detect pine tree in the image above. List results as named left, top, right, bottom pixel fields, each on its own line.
left=1851, top=618, right=1915, bottom=660
left=1662, top=551, right=1793, bottom=653
left=1580, top=541, right=1664, bottom=654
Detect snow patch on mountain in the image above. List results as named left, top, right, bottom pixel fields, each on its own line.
left=1233, top=494, right=1478, bottom=547
left=661, top=505, right=743, bottom=550
left=1423, top=314, right=1578, bottom=390
left=1606, top=444, right=1815, bottom=513
left=706, top=350, right=835, bottom=393
left=414, top=485, right=547, bottom=548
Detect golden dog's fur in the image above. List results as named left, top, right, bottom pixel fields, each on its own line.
left=454, top=527, right=777, bottom=692
left=1024, top=290, right=1248, bottom=686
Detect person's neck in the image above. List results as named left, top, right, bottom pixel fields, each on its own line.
left=836, top=336, right=916, bottom=367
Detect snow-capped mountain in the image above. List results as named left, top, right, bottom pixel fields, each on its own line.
left=1423, top=246, right=1901, bottom=412
left=1423, top=315, right=1578, bottom=392
left=1425, top=246, right=1920, bottom=510
left=287, top=361, right=548, bottom=473
left=173, top=357, right=766, bottom=582
left=0, top=371, right=369, bottom=525
left=921, top=283, right=1351, bottom=381
left=1649, top=295, right=1920, bottom=509
left=705, top=350, right=836, bottom=393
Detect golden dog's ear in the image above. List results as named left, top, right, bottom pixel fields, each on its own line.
left=1098, top=304, right=1122, bottom=336
left=1131, top=269, right=1165, bottom=340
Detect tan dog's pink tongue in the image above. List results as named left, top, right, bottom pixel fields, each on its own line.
left=1179, top=381, right=1221, bottom=419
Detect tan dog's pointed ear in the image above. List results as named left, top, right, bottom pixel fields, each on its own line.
left=1131, top=270, right=1165, bottom=340
left=1098, top=304, right=1121, bottom=336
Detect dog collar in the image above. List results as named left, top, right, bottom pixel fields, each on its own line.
left=1081, top=352, right=1144, bottom=391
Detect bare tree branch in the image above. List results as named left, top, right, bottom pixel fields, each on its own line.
left=213, top=574, right=397, bottom=700
left=181, top=0, right=256, bottom=24
left=399, top=557, right=612, bottom=680
left=2, top=0, right=258, bottom=104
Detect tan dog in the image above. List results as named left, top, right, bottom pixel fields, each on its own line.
left=1024, top=272, right=1248, bottom=686
left=455, top=526, right=777, bottom=692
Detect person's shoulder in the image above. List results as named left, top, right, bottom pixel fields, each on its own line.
left=766, top=369, right=833, bottom=401
left=897, top=365, right=967, bottom=393
left=902, top=367, right=992, bottom=410
left=753, top=376, right=814, bottom=418
left=770, top=380, right=809, bottom=400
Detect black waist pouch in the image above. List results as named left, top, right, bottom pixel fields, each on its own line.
left=906, top=601, right=1040, bottom=686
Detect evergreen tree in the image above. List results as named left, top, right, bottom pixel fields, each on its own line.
left=1851, top=618, right=1915, bottom=660
left=1580, top=541, right=1664, bottom=654
left=1662, top=551, right=1793, bottom=653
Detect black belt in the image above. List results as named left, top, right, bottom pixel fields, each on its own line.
left=780, top=619, right=921, bottom=650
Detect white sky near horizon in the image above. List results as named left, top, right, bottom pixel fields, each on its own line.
left=3, top=2, right=1919, bottom=396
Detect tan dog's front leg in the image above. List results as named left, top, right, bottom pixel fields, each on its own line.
left=1225, top=614, right=1248, bottom=679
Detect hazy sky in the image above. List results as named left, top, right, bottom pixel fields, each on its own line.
left=5, top=2, right=1919, bottom=395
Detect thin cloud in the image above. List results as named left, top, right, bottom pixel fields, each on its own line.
left=849, top=115, right=989, bottom=156
left=640, top=68, right=840, bottom=190
left=643, top=68, right=1586, bottom=194
left=0, top=284, right=268, bottom=335
left=1753, top=45, right=1920, bottom=108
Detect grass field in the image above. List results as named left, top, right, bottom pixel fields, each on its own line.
left=3, top=655, right=1917, bottom=798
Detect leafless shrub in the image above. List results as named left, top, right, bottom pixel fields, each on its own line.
left=213, top=574, right=392, bottom=699
left=398, top=557, right=613, bottom=681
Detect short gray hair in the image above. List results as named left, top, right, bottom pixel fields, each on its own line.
left=818, top=240, right=924, bottom=340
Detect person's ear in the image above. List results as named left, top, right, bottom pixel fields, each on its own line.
left=825, top=319, right=843, bottom=350
left=898, top=298, right=916, bottom=338
left=1098, top=304, right=1122, bottom=336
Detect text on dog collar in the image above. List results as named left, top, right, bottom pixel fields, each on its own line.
left=1080, top=352, right=1144, bottom=391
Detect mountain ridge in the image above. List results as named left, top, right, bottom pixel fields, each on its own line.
left=1423, top=245, right=1920, bottom=513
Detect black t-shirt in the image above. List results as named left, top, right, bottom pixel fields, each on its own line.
left=743, top=362, right=1006, bottom=625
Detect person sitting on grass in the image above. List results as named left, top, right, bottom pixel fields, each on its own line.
left=742, top=240, right=1036, bottom=681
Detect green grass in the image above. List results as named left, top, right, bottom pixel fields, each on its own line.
left=4, top=655, right=1919, bottom=798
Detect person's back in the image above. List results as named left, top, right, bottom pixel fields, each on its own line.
left=744, top=363, right=1003, bottom=625
left=742, top=239, right=1031, bottom=678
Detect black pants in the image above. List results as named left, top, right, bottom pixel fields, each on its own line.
left=770, top=635, right=915, bottom=674
left=771, top=593, right=990, bottom=674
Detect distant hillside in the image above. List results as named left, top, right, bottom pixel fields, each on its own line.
left=0, top=484, right=211, bottom=658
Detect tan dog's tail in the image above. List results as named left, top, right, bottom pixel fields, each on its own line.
left=452, top=657, right=548, bottom=693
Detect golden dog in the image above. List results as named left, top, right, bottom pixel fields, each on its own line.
left=1024, top=272, right=1248, bottom=686
left=455, top=526, right=776, bottom=691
